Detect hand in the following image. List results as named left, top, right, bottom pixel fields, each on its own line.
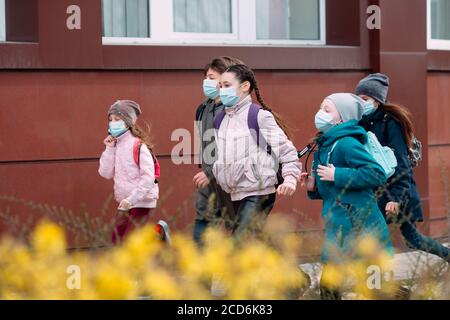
left=386, top=202, right=400, bottom=216
left=300, top=172, right=316, bottom=191
left=193, top=171, right=210, bottom=188
left=277, top=182, right=296, bottom=197
left=317, top=164, right=336, bottom=182
left=104, top=135, right=117, bottom=147
left=118, top=199, right=132, bottom=211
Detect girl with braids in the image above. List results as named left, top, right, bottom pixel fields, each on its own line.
left=212, top=64, right=301, bottom=238
left=356, top=73, right=450, bottom=263
left=193, top=56, right=243, bottom=246
left=99, top=100, right=161, bottom=245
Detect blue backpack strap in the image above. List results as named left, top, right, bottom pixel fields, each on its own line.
left=213, top=110, right=225, bottom=130
left=213, top=110, right=226, bottom=130
left=215, top=103, right=266, bottom=147
left=248, top=103, right=263, bottom=146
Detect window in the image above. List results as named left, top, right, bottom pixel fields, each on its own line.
left=0, top=0, right=5, bottom=42
left=102, top=0, right=150, bottom=38
left=102, top=0, right=325, bottom=46
left=428, top=0, right=450, bottom=50
left=256, top=0, right=321, bottom=41
left=173, top=0, right=232, bottom=34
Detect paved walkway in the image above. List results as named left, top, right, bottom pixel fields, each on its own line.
left=299, top=243, right=450, bottom=288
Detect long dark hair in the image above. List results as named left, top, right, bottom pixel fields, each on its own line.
left=224, top=64, right=292, bottom=138
left=381, top=103, right=414, bottom=147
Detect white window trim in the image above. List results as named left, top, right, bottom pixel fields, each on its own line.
left=0, top=0, right=5, bottom=42
left=103, top=0, right=326, bottom=47
left=427, top=0, right=450, bottom=50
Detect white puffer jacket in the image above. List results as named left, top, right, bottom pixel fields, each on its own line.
left=213, top=95, right=301, bottom=201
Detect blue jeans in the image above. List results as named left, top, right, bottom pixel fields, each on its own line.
left=232, top=193, right=276, bottom=240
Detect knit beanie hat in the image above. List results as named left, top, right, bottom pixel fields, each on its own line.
left=108, top=100, right=142, bottom=127
left=326, top=93, right=365, bottom=122
left=355, top=73, right=390, bottom=104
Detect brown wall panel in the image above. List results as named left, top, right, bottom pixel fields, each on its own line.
left=38, top=0, right=103, bottom=68
left=428, top=146, right=450, bottom=237
left=0, top=70, right=372, bottom=247
left=0, top=71, right=367, bottom=161
left=0, top=158, right=200, bottom=247
left=427, top=74, right=450, bottom=240
left=378, top=0, right=427, bottom=53
left=428, top=73, right=450, bottom=145
left=326, top=0, right=360, bottom=46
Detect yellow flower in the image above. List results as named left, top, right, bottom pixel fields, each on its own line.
left=144, top=270, right=181, bottom=300
left=31, top=220, right=66, bottom=255
left=321, top=264, right=344, bottom=289
left=356, top=236, right=381, bottom=259
left=95, top=264, right=137, bottom=300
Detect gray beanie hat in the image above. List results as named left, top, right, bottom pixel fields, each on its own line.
left=355, top=73, right=390, bottom=104
left=108, top=100, right=142, bottom=126
left=326, top=93, right=365, bottom=122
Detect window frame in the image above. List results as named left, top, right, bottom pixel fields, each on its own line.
left=0, top=0, right=5, bottom=42
left=427, top=0, right=450, bottom=51
left=102, top=0, right=326, bottom=46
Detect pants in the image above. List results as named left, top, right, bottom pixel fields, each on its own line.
left=112, top=207, right=153, bottom=245
left=193, top=179, right=235, bottom=246
left=391, top=215, right=450, bottom=262
left=231, top=193, right=276, bottom=240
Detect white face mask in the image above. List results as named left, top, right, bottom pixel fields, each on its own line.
left=108, top=120, right=128, bottom=137
left=362, top=99, right=377, bottom=116
left=315, top=110, right=336, bottom=133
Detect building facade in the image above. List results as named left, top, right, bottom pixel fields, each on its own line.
left=0, top=0, right=449, bottom=251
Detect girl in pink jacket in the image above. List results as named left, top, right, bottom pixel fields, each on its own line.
left=99, top=100, right=159, bottom=245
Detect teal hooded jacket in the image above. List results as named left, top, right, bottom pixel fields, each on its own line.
left=308, top=120, right=392, bottom=263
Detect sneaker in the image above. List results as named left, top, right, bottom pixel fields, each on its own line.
left=155, top=220, right=172, bottom=246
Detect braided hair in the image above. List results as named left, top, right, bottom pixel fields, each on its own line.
left=224, top=64, right=292, bottom=138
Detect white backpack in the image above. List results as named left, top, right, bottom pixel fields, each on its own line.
left=327, top=132, right=397, bottom=178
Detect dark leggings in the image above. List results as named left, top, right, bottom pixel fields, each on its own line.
left=396, top=216, right=450, bottom=261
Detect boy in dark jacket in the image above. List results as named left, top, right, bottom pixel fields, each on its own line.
left=193, top=57, right=243, bottom=246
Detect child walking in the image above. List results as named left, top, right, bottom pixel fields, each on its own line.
left=355, top=73, right=450, bottom=263
left=193, top=56, right=243, bottom=246
left=99, top=100, right=161, bottom=245
left=301, top=93, right=392, bottom=299
left=212, top=64, right=301, bottom=239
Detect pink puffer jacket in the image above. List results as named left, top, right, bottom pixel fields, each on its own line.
left=99, top=130, right=159, bottom=208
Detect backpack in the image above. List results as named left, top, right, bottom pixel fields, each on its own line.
left=213, top=103, right=284, bottom=187
left=382, top=114, right=422, bottom=168
left=408, top=136, right=422, bottom=168
left=133, top=138, right=161, bottom=184
left=327, top=132, right=397, bottom=179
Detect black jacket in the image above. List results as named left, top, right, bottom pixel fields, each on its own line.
left=359, top=108, right=423, bottom=222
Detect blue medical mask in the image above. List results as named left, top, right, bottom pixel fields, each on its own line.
left=363, top=100, right=377, bottom=116
left=108, top=120, right=128, bottom=137
left=220, top=87, right=241, bottom=108
left=203, top=79, right=219, bottom=99
left=315, top=110, right=336, bottom=133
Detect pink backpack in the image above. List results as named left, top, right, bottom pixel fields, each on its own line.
left=133, top=139, right=161, bottom=183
